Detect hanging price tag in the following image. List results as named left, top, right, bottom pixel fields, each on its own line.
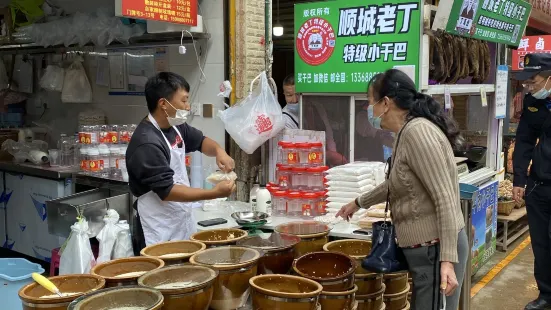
left=444, top=87, right=452, bottom=110
left=480, top=87, right=488, bottom=107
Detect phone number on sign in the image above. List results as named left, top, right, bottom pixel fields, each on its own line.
left=350, top=72, right=381, bottom=83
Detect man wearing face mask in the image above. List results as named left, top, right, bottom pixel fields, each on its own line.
left=126, top=72, right=236, bottom=254
left=282, top=74, right=300, bottom=129
left=512, top=53, right=551, bottom=310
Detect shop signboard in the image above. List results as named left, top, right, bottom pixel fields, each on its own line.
left=116, top=0, right=198, bottom=26
left=294, top=1, right=422, bottom=93
left=443, top=0, right=531, bottom=47
left=511, top=35, right=551, bottom=71
left=470, top=180, right=498, bottom=275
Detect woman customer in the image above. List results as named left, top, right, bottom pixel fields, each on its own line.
left=336, top=69, right=468, bottom=310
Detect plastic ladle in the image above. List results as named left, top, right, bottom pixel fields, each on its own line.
left=32, top=273, right=64, bottom=297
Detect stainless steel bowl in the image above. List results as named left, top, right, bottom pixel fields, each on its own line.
left=231, top=211, right=269, bottom=224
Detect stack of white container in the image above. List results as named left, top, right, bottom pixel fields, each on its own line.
left=324, top=162, right=386, bottom=213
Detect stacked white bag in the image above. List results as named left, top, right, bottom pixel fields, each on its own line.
left=324, top=162, right=386, bottom=212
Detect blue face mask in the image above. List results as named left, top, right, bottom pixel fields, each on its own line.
left=286, top=104, right=299, bottom=114
left=367, top=102, right=384, bottom=130
left=532, top=78, right=551, bottom=100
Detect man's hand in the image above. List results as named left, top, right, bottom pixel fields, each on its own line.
left=213, top=180, right=236, bottom=198
left=216, top=150, right=235, bottom=173
left=513, top=186, right=525, bottom=203
left=440, top=261, right=459, bottom=296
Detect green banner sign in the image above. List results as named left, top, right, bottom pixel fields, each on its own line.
left=445, top=0, right=531, bottom=47
left=294, top=0, right=422, bottom=93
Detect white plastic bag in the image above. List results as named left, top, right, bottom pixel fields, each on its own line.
left=59, top=219, right=96, bottom=275
left=40, top=65, right=65, bottom=91
left=206, top=171, right=237, bottom=185
left=96, top=209, right=123, bottom=264
left=112, top=220, right=134, bottom=259
left=61, top=56, right=92, bottom=103
left=218, top=71, right=284, bottom=154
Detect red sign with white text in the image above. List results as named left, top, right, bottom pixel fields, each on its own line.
left=512, top=35, right=551, bottom=71
left=121, top=0, right=198, bottom=26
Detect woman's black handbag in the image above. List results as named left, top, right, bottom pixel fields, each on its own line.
left=361, top=120, right=412, bottom=274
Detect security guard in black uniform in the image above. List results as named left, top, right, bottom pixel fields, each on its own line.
left=513, top=53, right=551, bottom=310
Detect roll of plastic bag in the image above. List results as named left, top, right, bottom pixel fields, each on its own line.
left=96, top=209, right=123, bottom=264
left=59, top=219, right=96, bottom=275
left=113, top=220, right=133, bottom=259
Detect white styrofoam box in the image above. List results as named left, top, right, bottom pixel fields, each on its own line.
left=5, top=174, right=70, bottom=261
left=146, top=15, right=204, bottom=34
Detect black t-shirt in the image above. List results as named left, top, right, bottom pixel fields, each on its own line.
left=126, top=118, right=205, bottom=200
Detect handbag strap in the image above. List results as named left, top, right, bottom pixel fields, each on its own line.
left=384, top=118, right=415, bottom=217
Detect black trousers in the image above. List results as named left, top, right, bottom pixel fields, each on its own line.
left=131, top=203, right=146, bottom=256
left=525, top=179, right=551, bottom=301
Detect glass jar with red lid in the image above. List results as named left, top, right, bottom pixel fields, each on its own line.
left=316, top=191, right=328, bottom=215
left=272, top=190, right=288, bottom=215
left=278, top=141, right=299, bottom=166
left=302, top=192, right=318, bottom=217
left=308, top=142, right=324, bottom=166
left=291, top=167, right=307, bottom=190
left=275, top=164, right=292, bottom=189
left=306, top=166, right=329, bottom=191
left=295, top=142, right=311, bottom=166
left=287, top=191, right=303, bottom=216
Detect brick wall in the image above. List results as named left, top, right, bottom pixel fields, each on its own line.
left=235, top=0, right=269, bottom=100
left=232, top=0, right=269, bottom=201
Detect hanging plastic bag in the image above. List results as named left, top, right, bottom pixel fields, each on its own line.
left=39, top=65, right=64, bottom=92
left=112, top=220, right=133, bottom=259
left=96, top=209, right=123, bottom=264
left=59, top=218, right=96, bottom=275
left=61, top=56, right=92, bottom=103
left=218, top=71, right=284, bottom=154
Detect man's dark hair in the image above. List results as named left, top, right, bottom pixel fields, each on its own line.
left=145, top=72, right=190, bottom=113
left=283, top=74, right=295, bottom=86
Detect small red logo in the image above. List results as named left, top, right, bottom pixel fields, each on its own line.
left=254, top=114, right=274, bottom=134
left=296, top=17, right=336, bottom=66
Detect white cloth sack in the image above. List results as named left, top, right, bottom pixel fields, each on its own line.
left=326, top=196, right=354, bottom=204
left=113, top=220, right=133, bottom=259
left=327, top=191, right=362, bottom=199
left=206, top=171, right=237, bottom=185
left=325, top=173, right=375, bottom=182
left=40, top=65, right=65, bottom=91
left=326, top=179, right=376, bottom=188
left=328, top=184, right=375, bottom=193
left=218, top=71, right=284, bottom=154
left=61, top=56, right=92, bottom=103
left=96, top=209, right=123, bottom=264
left=59, top=219, right=96, bottom=275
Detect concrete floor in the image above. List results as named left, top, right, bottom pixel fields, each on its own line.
left=471, top=232, right=538, bottom=310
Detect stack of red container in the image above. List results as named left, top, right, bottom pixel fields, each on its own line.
left=267, top=141, right=328, bottom=218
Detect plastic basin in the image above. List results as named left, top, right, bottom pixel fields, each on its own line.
left=0, top=258, right=45, bottom=310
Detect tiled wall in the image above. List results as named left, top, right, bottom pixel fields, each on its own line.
left=24, top=0, right=226, bottom=170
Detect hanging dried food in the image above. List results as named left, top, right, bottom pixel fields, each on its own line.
left=472, top=40, right=487, bottom=84
left=442, top=32, right=455, bottom=79
left=467, top=38, right=480, bottom=78
left=446, top=36, right=462, bottom=84
left=458, top=37, right=470, bottom=80
left=429, top=31, right=447, bottom=83
left=481, top=42, right=491, bottom=82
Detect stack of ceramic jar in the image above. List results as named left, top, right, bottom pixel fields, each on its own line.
left=269, top=141, right=328, bottom=218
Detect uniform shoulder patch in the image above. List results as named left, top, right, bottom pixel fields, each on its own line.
left=528, top=107, right=538, bottom=112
